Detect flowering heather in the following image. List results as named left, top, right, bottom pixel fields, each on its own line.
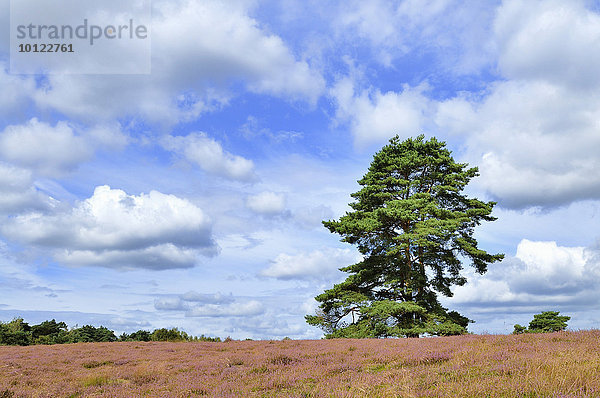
left=1, top=330, right=599, bottom=397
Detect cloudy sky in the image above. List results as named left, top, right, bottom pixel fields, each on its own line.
left=1, top=0, right=599, bottom=339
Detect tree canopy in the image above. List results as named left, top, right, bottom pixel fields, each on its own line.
left=513, top=311, right=570, bottom=334
left=306, top=135, right=504, bottom=338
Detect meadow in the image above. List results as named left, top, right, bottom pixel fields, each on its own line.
left=1, top=330, right=599, bottom=397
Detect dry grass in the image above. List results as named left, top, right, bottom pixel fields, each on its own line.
left=1, top=330, right=599, bottom=397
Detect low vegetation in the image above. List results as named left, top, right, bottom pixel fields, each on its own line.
left=1, top=330, right=599, bottom=397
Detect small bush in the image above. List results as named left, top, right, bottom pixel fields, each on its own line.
left=82, top=375, right=111, bottom=387
left=82, top=360, right=113, bottom=369
left=269, top=354, right=296, bottom=365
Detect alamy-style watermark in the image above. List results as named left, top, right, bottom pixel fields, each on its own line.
left=10, top=0, right=151, bottom=74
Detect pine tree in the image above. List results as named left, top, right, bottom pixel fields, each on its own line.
left=306, top=135, right=503, bottom=338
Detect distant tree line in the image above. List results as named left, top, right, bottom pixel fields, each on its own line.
left=0, top=317, right=221, bottom=346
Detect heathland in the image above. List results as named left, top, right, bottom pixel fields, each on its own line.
left=1, top=330, right=599, bottom=397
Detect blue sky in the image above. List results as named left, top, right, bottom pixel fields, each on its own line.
left=1, top=0, right=600, bottom=339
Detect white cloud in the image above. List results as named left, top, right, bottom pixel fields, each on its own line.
left=330, top=77, right=431, bottom=148
left=260, top=248, right=361, bottom=280
left=0, top=162, right=53, bottom=214
left=0, top=63, right=36, bottom=118
left=437, top=81, right=600, bottom=207
left=154, top=291, right=254, bottom=318
left=0, top=119, right=129, bottom=181
left=154, top=297, right=188, bottom=311
left=246, top=191, right=286, bottom=215
left=31, top=0, right=324, bottom=124
left=0, top=118, right=92, bottom=177
left=334, top=0, right=495, bottom=73
left=152, top=0, right=324, bottom=101
left=86, top=124, right=130, bottom=151
left=447, top=239, right=600, bottom=312
left=511, top=240, right=595, bottom=294
left=433, top=0, right=600, bottom=209
left=2, top=185, right=217, bottom=270
left=186, top=300, right=264, bottom=317
left=162, top=132, right=256, bottom=182
left=495, top=0, right=600, bottom=90
left=180, top=291, right=235, bottom=304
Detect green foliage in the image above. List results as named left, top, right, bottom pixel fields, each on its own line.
left=514, top=311, right=570, bottom=334
left=151, top=327, right=186, bottom=342
left=31, top=319, right=68, bottom=344
left=195, top=334, right=222, bottom=342
left=0, top=318, right=32, bottom=346
left=0, top=327, right=31, bottom=346
left=513, top=324, right=527, bottom=335
left=119, top=329, right=152, bottom=342
left=122, top=328, right=220, bottom=342
left=307, top=135, right=503, bottom=338
left=5, top=317, right=31, bottom=332
left=529, top=311, right=570, bottom=332
left=68, top=325, right=117, bottom=343
left=0, top=317, right=221, bottom=346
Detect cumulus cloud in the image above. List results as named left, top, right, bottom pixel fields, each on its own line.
left=0, top=119, right=128, bottom=180
left=2, top=185, right=217, bottom=270
left=431, top=0, right=600, bottom=209
left=0, top=163, right=53, bottom=214
left=246, top=191, right=286, bottom=215
left=0, top=119, right=92, bottom=177
left=495, top=0, right=600, bottom=90
left=0, top=63, right=36, bottom=119
left=31, top=0, right=324, bottom=124
left=438, top=82, right=600, bottom=206
left=510, top=240, right=593, bottom=294
left=162, top=132, right=256, bottom=181
left=330, top=77, right=431, bottom=148
left=260, top=248, right=362, bottom=280
left=152, top=0, right=324, bottom=102
left=447, top=239, right=600, bottom=312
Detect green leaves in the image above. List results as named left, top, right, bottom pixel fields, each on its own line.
left=307, top=135, right=504, bottom=338
left=513, top=311, right=571, bottom=334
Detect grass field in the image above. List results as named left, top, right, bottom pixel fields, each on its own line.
left=1, top=330, right=599, bottom=397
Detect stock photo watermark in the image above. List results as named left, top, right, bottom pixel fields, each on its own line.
left=10, top=0, right=151, bottom=74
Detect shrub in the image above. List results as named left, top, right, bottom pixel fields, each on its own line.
left=513, top=311, right=570, bottom=334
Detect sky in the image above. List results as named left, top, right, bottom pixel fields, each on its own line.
left=1, top=0, right=599, bottom=339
